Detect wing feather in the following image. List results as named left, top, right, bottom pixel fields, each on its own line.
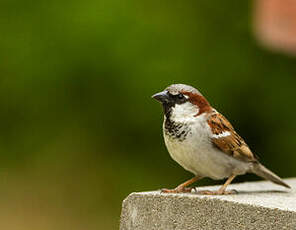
left=207, top=112, right=257, bottom=162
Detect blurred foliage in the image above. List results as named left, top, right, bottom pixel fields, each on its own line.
left=0, top=0, right=295, bottom=229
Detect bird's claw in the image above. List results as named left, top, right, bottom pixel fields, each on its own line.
left=161, top=187, right=194, bottom=193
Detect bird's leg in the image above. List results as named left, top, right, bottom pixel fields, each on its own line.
left=197, top=175, right=237, bottom=195
left=161, top=176, right=203, bottom=193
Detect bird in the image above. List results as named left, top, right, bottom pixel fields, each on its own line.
left=152, top=83, right=290, bottom=195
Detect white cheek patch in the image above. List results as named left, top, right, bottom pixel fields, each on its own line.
left=170, top=102, right=199, bottom=122
left=184, top=95, right=189, bottom=99
left=212, top=131, right=231, bottom=139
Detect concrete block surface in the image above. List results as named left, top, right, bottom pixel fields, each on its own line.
left=120, top=178, right=295, bottom=230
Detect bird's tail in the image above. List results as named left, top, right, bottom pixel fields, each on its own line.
left=251, top=163, right=290, bottom=188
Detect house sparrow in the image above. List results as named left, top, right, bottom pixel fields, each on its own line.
left=152, top=84, right=290, bottom=195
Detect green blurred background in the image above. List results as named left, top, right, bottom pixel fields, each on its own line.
left=0, top=0, right=295, bottom=229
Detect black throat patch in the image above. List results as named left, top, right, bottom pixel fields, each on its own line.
left=164, top=117, right=190, bottom=141
left=161, top=98, right=191, bottom=141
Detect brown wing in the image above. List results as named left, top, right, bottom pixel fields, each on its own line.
left=207, top=111, right=258, bottom=163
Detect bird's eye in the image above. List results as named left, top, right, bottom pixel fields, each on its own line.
left=178, top=94, right=184, bottom=99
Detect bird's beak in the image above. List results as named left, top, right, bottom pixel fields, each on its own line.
left=152, top=90, right=170, bottom=103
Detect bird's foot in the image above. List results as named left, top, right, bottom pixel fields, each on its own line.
left=197, top=189, right=238, bottom=195
left=161, top=186, right=194, bottom=194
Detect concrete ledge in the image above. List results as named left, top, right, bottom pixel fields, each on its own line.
left=120, top=178, right=295, bottom=230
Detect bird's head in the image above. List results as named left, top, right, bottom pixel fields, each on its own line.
left=152, top=84, right=212, bottom=120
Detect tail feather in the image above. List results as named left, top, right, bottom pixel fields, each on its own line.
left=252, top=163, right=290, bottom=189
